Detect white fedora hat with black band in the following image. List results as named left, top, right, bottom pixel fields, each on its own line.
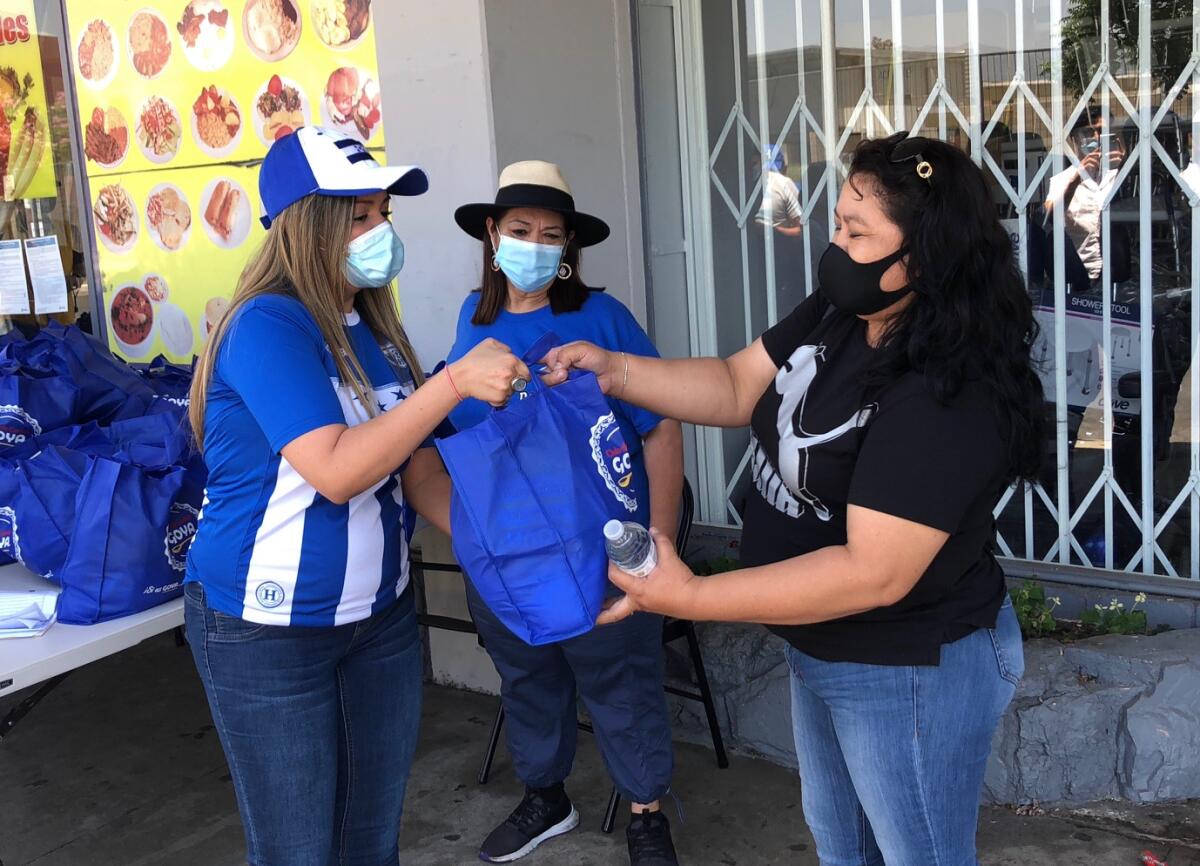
left=454, top=160, right=610, bottom=248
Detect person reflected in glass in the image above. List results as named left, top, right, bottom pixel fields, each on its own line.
left=755, top=146, right=806, bottom=314
left=545, top=133, right=1045, bottom=863
left=1044, top=106, right=1130, bottom=286
left=755, top=145, right=803, bottom=236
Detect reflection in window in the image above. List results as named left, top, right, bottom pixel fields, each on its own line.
left=1, top=1, right=93, bottom=339
left=686, top=0, right=1200, bottom=578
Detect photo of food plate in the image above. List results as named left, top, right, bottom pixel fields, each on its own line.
left=311, top=0, right=371, bottom=49
left=177, top=0, right=234, bottom=72
left=191, top=85, right=242, bottom=159
left=156, top=301, right=194, bottom=357
left=92, top=183, right=138, bottom=254
left=128, top=9, right=172, bottom=80
left=83, top=106, right=128, bottom=170
left=136, top=95, right=182, bottom=163
left=0, top=69, right=49, bottom=200
left=145, top=183, right=192, bottom=252
left=76, top=19, right=119, bottom=89
left=109, top=284, right=155, bottom=357
left=243, top=0, right=301, bottom=63
left=199, top=295, right=231, bottom=340
left=321, top=67, right=381, bottom=142
left=253, top=75, right=309, bottom=146
left=143, top=273, right=169, bottom=303
left=199, top=176, right=250, bottom=248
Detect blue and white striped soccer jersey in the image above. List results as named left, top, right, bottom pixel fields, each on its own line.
left=186, top=294, right=427, bottom=626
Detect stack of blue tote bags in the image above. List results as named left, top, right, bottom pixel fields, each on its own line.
left=0, top=323, right=204, bottom=625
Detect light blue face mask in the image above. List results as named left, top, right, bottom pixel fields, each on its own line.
left=345, top=221, right=405, bottom=289
left=492, top=233, right=566, bottom=293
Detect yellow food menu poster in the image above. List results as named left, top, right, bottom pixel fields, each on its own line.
left=62, top=0, right=386, bottom=362
left=95, top=162, right=264, bottom=360
left=1, top=0, right=57, bottom=200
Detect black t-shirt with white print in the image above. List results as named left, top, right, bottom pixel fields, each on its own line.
left=741, top=292, right=1010, bottom=666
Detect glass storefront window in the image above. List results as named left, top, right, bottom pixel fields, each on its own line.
left=646, top=0, right=1200, bottom=580
left=0, top=0, right=94, bottom=337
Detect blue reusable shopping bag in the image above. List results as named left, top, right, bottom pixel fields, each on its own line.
left=0, top=421, right=120, bottom=566
left=56, top=325, right=159, bottom=421
left=0, top=449, right=18, bottom=565
left=134, top=356, right=194, bottom=409
left=436, top=333, right=647, bottom=646
left=9, top=408, right=204, bottom=623
left=0, top=323, right=161, bottom=439
left=10, top=444, right=92, bottom=579
left=41, top=321, right=157, bottom=403
left=53, top=456, right=201, bottom=624
left=0, top=358, right=82, bottom=448
left=108, top=409, right=196, bottom=468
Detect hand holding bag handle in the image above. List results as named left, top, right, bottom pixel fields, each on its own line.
left=502, top=330, right=562, bottom=403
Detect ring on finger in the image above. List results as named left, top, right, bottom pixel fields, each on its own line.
left=510, top=376, right=528, bottom=393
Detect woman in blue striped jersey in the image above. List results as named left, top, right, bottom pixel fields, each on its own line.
left=184, top=127, right=530, bottom=866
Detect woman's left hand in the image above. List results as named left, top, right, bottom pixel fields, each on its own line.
left=597, top=527, right=704, bottom=625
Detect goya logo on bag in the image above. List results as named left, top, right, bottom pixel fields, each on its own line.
left=164, top=502, right=200, bottom=572
left=0, top=404, right=40, bottom=448
left=0, top=506, right=21, bottom=562
left=607, top=438, right=633, bottom=488
left=589, top=412, right=638, bottom=514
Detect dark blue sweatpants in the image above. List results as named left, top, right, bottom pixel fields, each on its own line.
left=464, top=578, right=674, bottom=804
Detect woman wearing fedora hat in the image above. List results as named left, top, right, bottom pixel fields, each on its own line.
left=446, top=161, right=685, bottom=866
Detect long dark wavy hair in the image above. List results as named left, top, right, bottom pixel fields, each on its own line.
left=848, top=132, right=1046, bottom=483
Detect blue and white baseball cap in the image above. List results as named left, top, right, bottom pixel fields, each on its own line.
left=258, top=126, right=428, bottom=228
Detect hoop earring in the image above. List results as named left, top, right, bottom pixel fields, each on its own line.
left=557, top=262, right=573, bottom=280
left=491, top=255, right=501, bottom=272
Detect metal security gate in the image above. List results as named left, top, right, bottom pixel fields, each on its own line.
left=636, top=0, right=1200, bottom=584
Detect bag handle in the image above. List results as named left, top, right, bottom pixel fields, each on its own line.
left=521, top=331, right=561, bottom=367
left=57, top=456, right=121, bottom=623
left=493, top=331, right=562, bottom=407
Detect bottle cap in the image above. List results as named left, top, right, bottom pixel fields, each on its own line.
left=603, top=519, right=623, bottom=541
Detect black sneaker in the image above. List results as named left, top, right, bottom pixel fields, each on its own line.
left=479, top=784, right=579, bottom=863
left=626, top=809, right=679, bottom=866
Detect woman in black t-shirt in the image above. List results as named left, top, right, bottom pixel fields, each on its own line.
left=545, top=133, right=1045, bottom=863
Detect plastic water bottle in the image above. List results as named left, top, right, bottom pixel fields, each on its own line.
left=603, top=520, right=658, bottom=578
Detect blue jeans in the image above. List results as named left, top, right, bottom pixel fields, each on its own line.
left=184, top=582, right=423, bottom=866
left=784, top=599, right=1023, bottom=866
left=464, top=578, right=674, bottom=804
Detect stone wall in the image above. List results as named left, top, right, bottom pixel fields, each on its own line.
left=986, top=629, right=1200, bottom=805
left=664, top=620, right=1200, bottom=807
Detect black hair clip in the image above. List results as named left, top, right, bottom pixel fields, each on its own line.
left=892, top=136, right=934, bottom=181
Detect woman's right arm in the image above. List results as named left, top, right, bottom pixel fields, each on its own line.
left=543, top=339, right=778, bottom=429
left=281, top=339, right=527, bottom=504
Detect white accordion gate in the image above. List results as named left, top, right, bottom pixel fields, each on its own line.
left=656, top=0, right=1200, bottom=583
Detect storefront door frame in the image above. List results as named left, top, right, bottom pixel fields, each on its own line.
left=52, top=0, right=106, bottom=347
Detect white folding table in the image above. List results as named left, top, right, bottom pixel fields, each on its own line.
left=0, top=563, right=184, bottom=739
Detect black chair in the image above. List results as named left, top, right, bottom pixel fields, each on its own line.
left=411, top=478, right=729, bottom=835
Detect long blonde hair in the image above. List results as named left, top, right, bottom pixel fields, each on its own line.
left=189, top=193, right=425, bottom=446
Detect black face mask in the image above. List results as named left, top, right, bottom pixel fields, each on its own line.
left=817, top=243, right=911, bottom=315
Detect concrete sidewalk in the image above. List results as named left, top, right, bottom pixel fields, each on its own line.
left=1, top=633, right=1197, bottom=866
